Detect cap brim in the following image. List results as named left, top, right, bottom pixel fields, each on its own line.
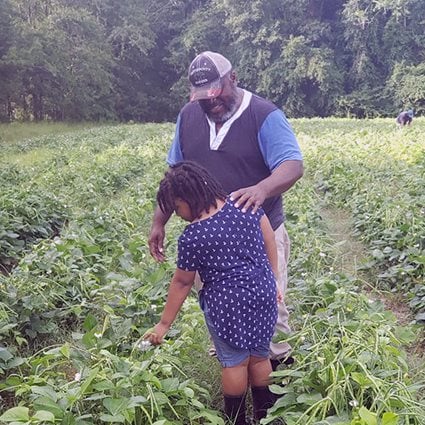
left=190, top=81, right=223, bottom=102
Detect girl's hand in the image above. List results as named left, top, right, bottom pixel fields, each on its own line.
left=144, top=323, right=169, bottom=345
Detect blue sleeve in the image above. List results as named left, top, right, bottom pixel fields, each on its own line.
left=167, top=114, right=184, bottom=165
left=258, top=109, right=303, bottom=171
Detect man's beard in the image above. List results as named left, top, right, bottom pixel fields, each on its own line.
left=201, top=95, right=238, bottom=124
left=211, top=102, right=238, bottom=123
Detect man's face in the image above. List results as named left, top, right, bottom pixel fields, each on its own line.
left=198, top=75, right=239, bottom=124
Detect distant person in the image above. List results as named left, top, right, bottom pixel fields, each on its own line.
left=145, top=161, right=281, bottom=424
left=396, top=110, right=414, bottom=128
left=148, top=51, right=303, bottom=370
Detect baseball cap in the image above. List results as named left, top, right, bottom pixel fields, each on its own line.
left=188, top=51, right=232, bottom=102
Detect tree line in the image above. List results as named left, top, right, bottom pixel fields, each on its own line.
left=1, top=0, right=424, bottom=122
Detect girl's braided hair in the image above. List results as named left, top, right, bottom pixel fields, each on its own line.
left=157, top=161, right=227, bottom=219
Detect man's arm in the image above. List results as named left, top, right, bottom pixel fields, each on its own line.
left=149, top=114, right=183, bottom=262
left=149, top=205, right=173, bottom=262
left=231, top=109, right=303, bottom=213
left=231, top=159, right=303, bottom=213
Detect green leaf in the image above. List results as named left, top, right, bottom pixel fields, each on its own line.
left=296, top=392, right=322, bottom=405
left=6, top=357, right=25, bottom=368
left=152, top=392, right=169, bottom=405
left=358, top=406, right=377, bottom=425
left=269, top=384, right=288, bottom=395
left=31, top=385, right=58, bottom=401
left=351, top=372, right=372, bottom=387
left=183, top=387, right=194, bottom=398
left=102, top=398, right=129, bottom=415
left=0, top=347, right=14, bottom=362
left=99, top=414, right=125, bottom=423
left=192, top=410, right=225, bottom=425
left=60, top=343, right=71, bottom=359
left=33, top=411, right=55, bottom=422
left=127, top=396, right=147, bottom=407
left=382, top=412, right=398, bottom=425
left=33, top=397, right=64, bottom=418
left=160, top=378, right=179, bottom=392
left=61, top=412, right=76, bottom=425
left=76, top=367, right=99, bottom=399
left=83, top=314, right=98, bottom=331
left=0, top=407, right=30, bottom=422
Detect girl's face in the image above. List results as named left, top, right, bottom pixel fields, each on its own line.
left=174, top=199, right=193, bottom=222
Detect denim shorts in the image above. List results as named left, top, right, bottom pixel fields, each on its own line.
left=202, top=299, right=270, bottom=368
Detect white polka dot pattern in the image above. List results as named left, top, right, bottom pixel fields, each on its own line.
left=177, top=200, right=277, bottom=349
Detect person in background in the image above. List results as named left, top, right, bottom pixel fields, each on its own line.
left=145, top=161, right=281, bottom=424
left=396, top=109, right=414, bottom=127
left=148, top=51, right=303, bottom=371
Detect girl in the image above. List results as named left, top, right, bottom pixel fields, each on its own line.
left=144, top=161, right=280, bottom=424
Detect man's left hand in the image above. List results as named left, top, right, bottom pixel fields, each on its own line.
left=230, top=184, right=266, bottom=214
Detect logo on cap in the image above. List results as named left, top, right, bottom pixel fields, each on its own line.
left=189, top=57, right=220, bottom=87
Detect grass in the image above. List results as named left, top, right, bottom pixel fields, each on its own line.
left=0, top=121, right=101, bottom=145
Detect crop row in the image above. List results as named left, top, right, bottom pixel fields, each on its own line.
left=0, top=122, right=423, bottom=424
left=295, top=119, right=425, bottom=321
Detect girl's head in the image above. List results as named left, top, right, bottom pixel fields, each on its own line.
left=157, top=161, right=227, bottom=221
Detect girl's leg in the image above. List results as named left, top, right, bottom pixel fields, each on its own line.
left=248, top=356, right=272, bottom=387
left=222, top=358, right=249, bottom=425
left=222, top=357, right=249, bottom=395
left=248, top=356, right=276, bottom=421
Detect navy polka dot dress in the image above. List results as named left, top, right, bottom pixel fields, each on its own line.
left=177, top=200, right=277, bottom=349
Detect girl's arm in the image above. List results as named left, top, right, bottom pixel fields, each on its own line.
left=144, top=268, right=196, bottom=344
left=260, top=215, right=282, bottom=302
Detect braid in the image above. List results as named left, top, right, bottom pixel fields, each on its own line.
left=157, top=161, right=227, bottom=219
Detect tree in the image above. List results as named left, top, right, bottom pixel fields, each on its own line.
left=0, top=0, right=18, bottom=121
left=389, top=63, right=425, bottom=114
left=5, top=1, right=114, bottom=120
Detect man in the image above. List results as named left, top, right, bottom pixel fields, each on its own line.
left=396, top=109, right=414, bottom=127
left=148, top=51, right=303, bottom=371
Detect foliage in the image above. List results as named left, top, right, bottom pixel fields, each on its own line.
left=389, top=63, right=425, bottom=115
left=1, top=0, right=425, bottom=121
left=294, top=117, right=425, bottom=317
left=0, top=121, right=424, bottom=423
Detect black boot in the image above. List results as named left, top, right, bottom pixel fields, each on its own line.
left=271, top=355, right=295, bottom=371
left=224, top=393, right=247, bottom=425
left=251, top=386, right=277, bottom=421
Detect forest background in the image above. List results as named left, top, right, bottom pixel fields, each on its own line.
left=1, top=0, right=425, bottom=123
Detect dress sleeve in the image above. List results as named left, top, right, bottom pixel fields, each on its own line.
left=177, top=236, right=200, bottom=271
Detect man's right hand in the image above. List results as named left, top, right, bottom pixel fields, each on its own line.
left=148, top=224, right=166, bottom=262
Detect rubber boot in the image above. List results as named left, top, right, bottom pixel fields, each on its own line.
left=271, top=355, right=295, bottom=371
left=223, top=393, right=247, bottom=425
left=251, top=386, right=276, bottom=421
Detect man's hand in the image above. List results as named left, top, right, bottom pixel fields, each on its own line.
left=148, top=224, right=166, bottom=262
left=230, top=184, right=266, bottom=214
left=277, top=288, right=283, bottom=304
left=231, top=161, right=304, bottom=215
left=144, top=323, right=169, bottom=345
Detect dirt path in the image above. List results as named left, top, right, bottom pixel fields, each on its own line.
left=319, top=205, right=425, bottom=389
left=319, top=206, right=413, bottom=325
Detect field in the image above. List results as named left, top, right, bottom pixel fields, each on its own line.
left=0, top=119, right=424, bottom=424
